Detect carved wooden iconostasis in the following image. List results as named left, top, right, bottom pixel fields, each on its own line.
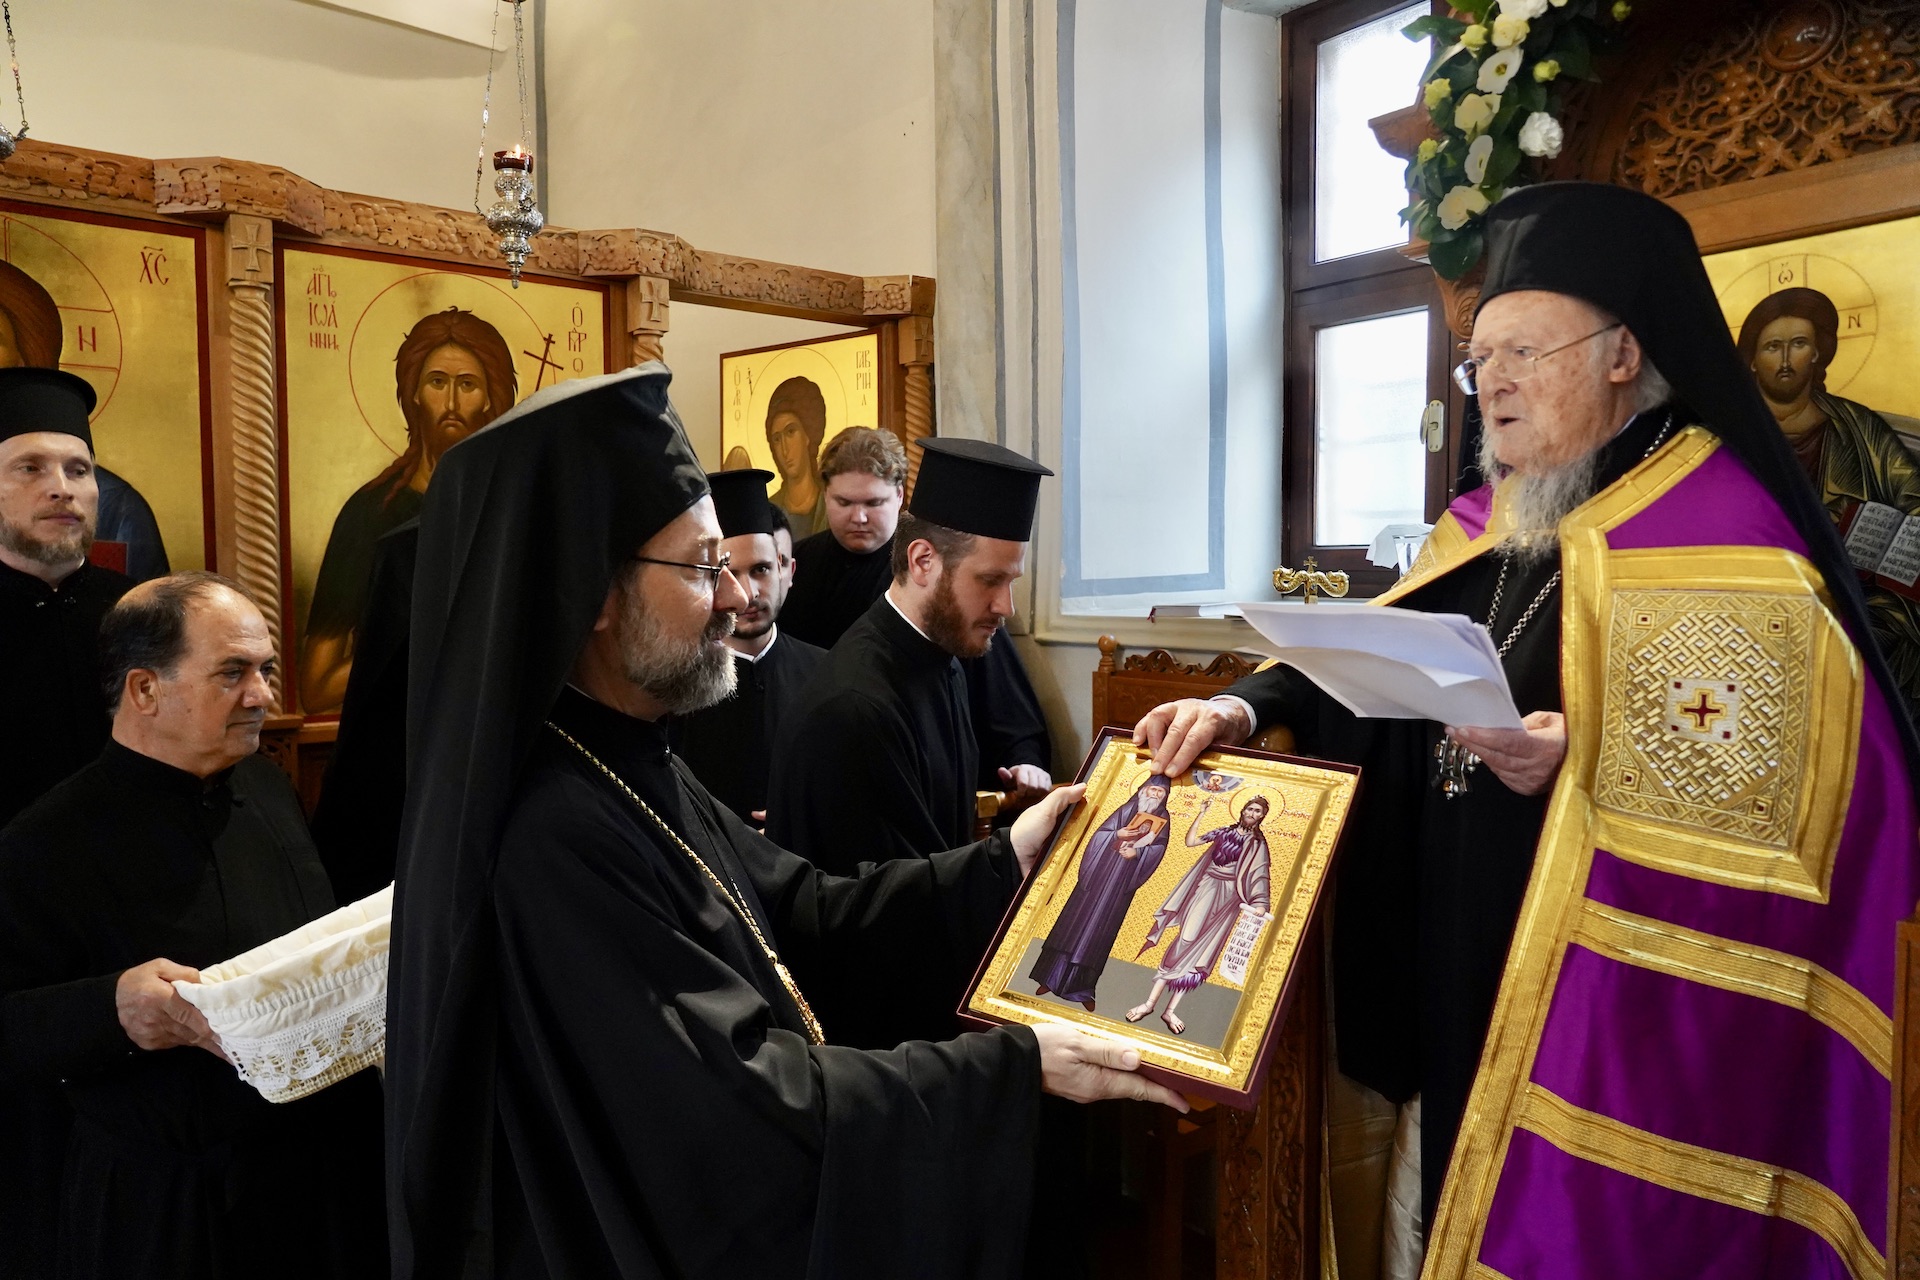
left=0, top=136, right=934, bottom=804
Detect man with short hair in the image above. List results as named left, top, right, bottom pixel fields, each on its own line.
left=0, top=363, right=136, bottom=1278
left=779, top=425, right=1055, bottom=799
left=769, top=500, right=798, bottom=594
left=1137, top=183, right=1919, bottom=1273
left=0, top=367, right=135, bottom=828
left=671, top=468, right=826, bottom=822
left=0, top=571, right=386, bottom=1279
left=383, top=368, right=1181, bottom=1279
left=768, top=438, right=1055, bottom=873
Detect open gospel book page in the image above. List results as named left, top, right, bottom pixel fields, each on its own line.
left=1237, top=602, right=1524, bottom=729
left=1842, top=499, right=1920, bottom=592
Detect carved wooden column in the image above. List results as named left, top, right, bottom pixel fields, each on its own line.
left=1893, top=908, right=1920, bottom=1278
left=224, top=213, right=284, bottom=710
left=627, top=275, right=671, bottom=366
left=1217, top=943, right=1323, bottom=1280
left=898, top=314, right=935, bottom=496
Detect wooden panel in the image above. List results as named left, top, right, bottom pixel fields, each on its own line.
left=1894, top=910, right=1920, bottom=1278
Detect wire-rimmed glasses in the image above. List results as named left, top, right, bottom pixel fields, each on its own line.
left=1453, top=323, right=1623, bottom=396
left=633, top=550, right=732, bottom=590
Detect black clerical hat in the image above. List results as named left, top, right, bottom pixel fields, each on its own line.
left=1477, top=181, right=1920, bottom=780
left=908, top=437, right=1052, bottom=542
left=707, top=468, right=775, bottom=538
left=0, top=367, right=96, bottom=450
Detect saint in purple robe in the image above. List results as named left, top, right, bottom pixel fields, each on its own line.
left=1029, top=777, right=1172, bottom=1009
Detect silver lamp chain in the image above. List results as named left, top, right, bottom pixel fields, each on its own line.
left=0, top=1, right=29, bottom=160
left=472, top=0, right=505, bottom=216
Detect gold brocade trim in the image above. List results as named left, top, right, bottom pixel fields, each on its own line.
left=1376, top=508, right=1503, bottom=607
left=1516, top=1085, right=1884, bottom=1280
left=1570, top=900, right=1892, bottom=1079
left=1419, top=426, right=1873, bottom=1279
left=1469, top=1267, right=1517, bottom=1280
left=1586, top=548, right=1861, bottom=902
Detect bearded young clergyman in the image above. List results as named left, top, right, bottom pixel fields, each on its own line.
left=1137, top=182, right=1919, bottom=1277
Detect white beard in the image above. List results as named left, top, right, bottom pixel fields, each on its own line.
left=1478, top=430, right=1601, bottom=568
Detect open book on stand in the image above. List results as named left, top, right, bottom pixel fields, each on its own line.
left=1840, top=500, right=1920, bottom=600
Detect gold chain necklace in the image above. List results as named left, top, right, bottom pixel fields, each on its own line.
left=545, top=721, right=825, bottom=1045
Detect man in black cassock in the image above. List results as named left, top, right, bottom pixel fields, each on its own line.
left=778, top=425, right=1056, bottom=794
left=768, top=438, right=1054, bottom=872
left=669, top=468, right=824, bottom=823
left=1132, top=182, right=1914, bottom=1230
left=0, top=571, right=385, bottom=1279
left=0, top=368, right=134, bottom=829
left=0, top=366, right=136, bottom=1277
left=384, top=366, right=1184, bottom=1280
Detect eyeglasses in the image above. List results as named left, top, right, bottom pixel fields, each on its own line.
left=1453, top=323, right=1623, bottom=397
left=632, top=551, right=732, bottom=589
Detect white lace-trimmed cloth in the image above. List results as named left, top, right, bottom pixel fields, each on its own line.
left=173, top=885, right=392, bottom=1104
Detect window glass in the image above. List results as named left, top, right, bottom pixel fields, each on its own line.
left=1313, top=2, right=1431, bottom=262
left=1313, top=309, right=1430, bottom=544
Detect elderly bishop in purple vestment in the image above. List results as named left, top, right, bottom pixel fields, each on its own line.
left=1134, top=183, right=1920, bottom=1279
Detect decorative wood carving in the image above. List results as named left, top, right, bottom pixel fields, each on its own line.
left=257, top=715, right=301, bottom=789
left=224, top=213, right=284, bottom=711
left=1895, top=910, right=1920, bottom=1278
left=156, top=158, right=326, bottom=235
left=1613, top=0, right=1920, bottom=198
left=1218, top=951, right=1322, bottom=1279
left=898, top=314, right=936, bottom=494
left=626, top=275, right=671, bottom=365
left=1120, top=648, right=1264, bottom=682
left=865, top=273, right=937, bottom=317
left=0, top=138, right=154, bottom=206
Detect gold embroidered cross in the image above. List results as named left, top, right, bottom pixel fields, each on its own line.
left=1679, top=689, right=1725, bottom=732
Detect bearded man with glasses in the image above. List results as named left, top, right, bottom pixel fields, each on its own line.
left=1133, top=183, right=1919, bottom=1277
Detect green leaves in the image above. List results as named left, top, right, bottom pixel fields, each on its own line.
left=1428, top=230, right=1485, bottom=281
left=1402, top=14, right=1466, bottom=43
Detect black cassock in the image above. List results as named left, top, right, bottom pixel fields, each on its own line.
left=489, top=688, right=1038, bottom=1278
left=778, top=529, right=1052, bottom=782
left=0, top=741, right=387, bottom=1279
left=0, top=556, right=132, bottom=1275
left=0, top=558, right=132, bottom=828
left=1224, top=409, right=1669, bottom=1219
left=309, top=518, right=418, bottom=904
left=767, top=596, right=978, bottom=874
left=669, top=628, right=825, bottom=822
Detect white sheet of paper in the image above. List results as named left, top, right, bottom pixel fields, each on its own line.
left=1236, top=602, right=1525, bottom=729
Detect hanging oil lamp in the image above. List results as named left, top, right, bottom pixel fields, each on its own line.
left=474, top=1, right=542, bottom=286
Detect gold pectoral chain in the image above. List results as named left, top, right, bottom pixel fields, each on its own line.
left=545, top=721, right=826, bottom=1045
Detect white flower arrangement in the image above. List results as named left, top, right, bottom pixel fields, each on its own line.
left=1399, top=0, right=1639, bottom=278
left=1517, top=111, right=1565, bottom=158
left=1477, top=47, right=1524, bottom=93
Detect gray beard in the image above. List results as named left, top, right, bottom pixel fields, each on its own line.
left=618, top=598, right=738, bottom=715
left=1478, top=431, right=1600, bottom=568
left=0, top=510, right=91, bottom=570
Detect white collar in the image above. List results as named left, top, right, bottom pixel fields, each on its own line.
left=730, top=625, right=780, bottom=664
left=884, top=587, right=936, bottom=643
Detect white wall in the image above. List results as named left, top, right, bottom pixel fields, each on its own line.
left=541, top=0, right=938, bottom=458
left=21, top=0, right=493, bottom=208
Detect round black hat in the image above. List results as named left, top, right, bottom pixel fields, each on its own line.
left=0, top=366, right=95, bottom=451
left=707, top=468, right=775, bottom=538
left=907, top=437, right=1053, bottom=542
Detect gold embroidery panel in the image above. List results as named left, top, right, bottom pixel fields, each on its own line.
left=1594, top=587, right=1813, bottom=850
